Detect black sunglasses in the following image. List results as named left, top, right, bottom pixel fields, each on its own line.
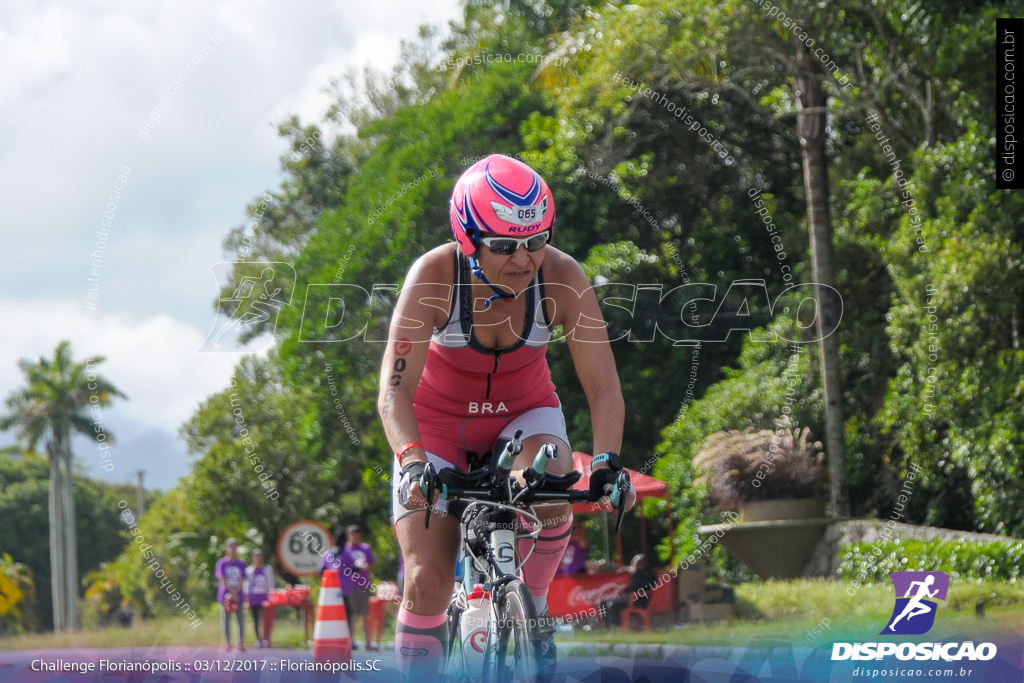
left=479, top=230, right=551, bottom=255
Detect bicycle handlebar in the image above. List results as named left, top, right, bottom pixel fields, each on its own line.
left=418, top=443, right=631, bottom=534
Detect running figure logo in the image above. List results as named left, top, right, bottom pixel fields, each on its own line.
left=200, top=262, right=296, bottom=352
left=881, top=571, right=949, bottom=635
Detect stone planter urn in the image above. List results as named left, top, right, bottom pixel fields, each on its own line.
left=738, top=498, right=826, bottom=523
left=699, top=498, right=831, bottom=580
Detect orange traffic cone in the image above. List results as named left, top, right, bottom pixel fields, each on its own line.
left=312, top=569, right=352, bottom=664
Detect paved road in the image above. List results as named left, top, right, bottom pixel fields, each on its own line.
left=0, top=645, right=720, bottom=682
left=0, top=646, right=391, bottom=682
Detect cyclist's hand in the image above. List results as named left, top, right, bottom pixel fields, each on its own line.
left=589, top=467, right=636, bottom=512
left=398, top=460, right=429, bottom=510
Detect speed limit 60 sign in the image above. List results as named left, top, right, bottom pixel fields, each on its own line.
left=277, top=520, right=332, bottom=576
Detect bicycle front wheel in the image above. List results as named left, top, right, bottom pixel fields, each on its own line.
left=484, top=579, right=540, bottom=683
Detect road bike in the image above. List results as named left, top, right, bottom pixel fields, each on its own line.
left=418, top=430, right=630, bottom=682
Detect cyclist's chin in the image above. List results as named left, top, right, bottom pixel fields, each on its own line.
left=499, top=269, right=535, bottom=292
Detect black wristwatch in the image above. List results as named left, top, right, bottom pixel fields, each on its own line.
left=592, top=451, right=622, bottom=471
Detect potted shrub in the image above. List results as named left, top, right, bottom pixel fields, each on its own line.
left=693, top=426, right=831, bottom=579
left=694, top=425, right=828, bottom=521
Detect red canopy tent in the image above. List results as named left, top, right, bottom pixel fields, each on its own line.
left=569, top=452, right=673, bottom=568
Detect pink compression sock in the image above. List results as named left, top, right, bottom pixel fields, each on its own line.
left=518, top=517, right=573, bottom=607
left=395, top=606, right=447, bottom=680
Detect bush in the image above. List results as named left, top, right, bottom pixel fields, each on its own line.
left=836, top=537, right=1024, bottom=584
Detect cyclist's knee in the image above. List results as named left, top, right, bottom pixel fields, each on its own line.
left=535, top=502, right=572, bottom=526
left=403, top=563, right=454, bottom=607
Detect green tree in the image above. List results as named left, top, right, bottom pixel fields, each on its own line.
left=545, top=0, right=1015, bottom=533
left=875, top=129, right=1024, bottom=534
left=0, top=341, right=126, bottom=632
left=181, top=354, right=352, bottom=579
left=0, top=448, right=135, bottom=630
left=109, top=486, right=216, bottom=617
left=830, top=2, right=1019, bottom=530
left=519, top=0, right=810, bottom=463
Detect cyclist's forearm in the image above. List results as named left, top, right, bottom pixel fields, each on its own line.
left=379, top=398, right=427, bottom=464
left=589, top=391, right=624, bottom=457
left=572, top=337, right=625, bottom=459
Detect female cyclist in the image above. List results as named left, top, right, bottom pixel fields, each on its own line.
left=378, top=154, right=634, bottom=679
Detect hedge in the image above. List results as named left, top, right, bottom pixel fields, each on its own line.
left=836, top=537, right=1024, bottom=583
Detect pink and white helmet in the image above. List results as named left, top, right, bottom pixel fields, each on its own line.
left=449, top=154, right=555, bottom=256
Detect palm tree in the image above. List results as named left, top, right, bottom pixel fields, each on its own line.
left=0, top=341, right=126, bottom=632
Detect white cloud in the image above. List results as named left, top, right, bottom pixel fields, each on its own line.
left=0, top=298, right=245, bottom=434
left=267, top=0, right=462, bottom=127
left=3, top=0, right=462, bottom=310
left=1, top=0, right=464, bottom=480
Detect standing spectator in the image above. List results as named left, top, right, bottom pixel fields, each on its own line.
left=319, top=528, right=350, bottom=632
left=559, top=520, right=590, bottom=575
left=318, top=528, right=346, bottom=574
left=340, top=524, right=377, bottom=651
left=246, top=549, right=274, bottom=648
left=215, top=538, right=247, bottom=652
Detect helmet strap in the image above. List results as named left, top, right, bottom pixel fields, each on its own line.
left=468, top=255, right=515, bottom=309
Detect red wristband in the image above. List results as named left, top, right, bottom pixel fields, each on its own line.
left=396, top=441, right=424, bottom=463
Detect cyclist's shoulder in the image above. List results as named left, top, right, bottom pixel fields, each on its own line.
left=540, top=248, right=592, bottom=298
left=405, top=243, right=457, bottom=290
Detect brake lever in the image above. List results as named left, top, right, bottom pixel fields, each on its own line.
left=497, top=429, right=525, bottom=471
left=612, top=470, right=630, bottom=535
left=493, top=429, right=524, bottom=494
left=531, top=443, right=558, bottom=475
left=420, top=463, right=437, bottom=529
left=513, top=443, right=557, bottom=505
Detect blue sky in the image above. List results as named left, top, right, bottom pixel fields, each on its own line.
left=0, top=0, right=462, bottom=490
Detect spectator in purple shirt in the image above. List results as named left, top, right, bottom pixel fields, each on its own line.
left=318, top=528, right=346, bottom=574
left=245, top=549, right=274, bottom=648
left=559, top=520, right=590, bottom=575
left=318, top=528, right=349, bottom=631
left=215, top=538, right=247, bottom=652
left=340, top=524, right=377, bottom=651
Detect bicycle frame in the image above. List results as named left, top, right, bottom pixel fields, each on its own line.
left=449, top=500, right=543, bottom=679
left=460, top=500, right=543, bottom=590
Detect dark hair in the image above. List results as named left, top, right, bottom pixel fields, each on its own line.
left=346, top=524, right=362, bottom=536
left=333, top=529, right=348, bottom=547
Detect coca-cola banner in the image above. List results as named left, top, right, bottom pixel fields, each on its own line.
left=547, top=573, right=631, bottom=618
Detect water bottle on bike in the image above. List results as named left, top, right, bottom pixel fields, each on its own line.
left=458, top=584, right=490, bottom=675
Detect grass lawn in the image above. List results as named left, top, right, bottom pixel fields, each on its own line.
left=0, top=606, right=316, bottom=651
left=566, top=578, right=1024, bottom=647
left=3, top=579, right=1022, bottom=651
